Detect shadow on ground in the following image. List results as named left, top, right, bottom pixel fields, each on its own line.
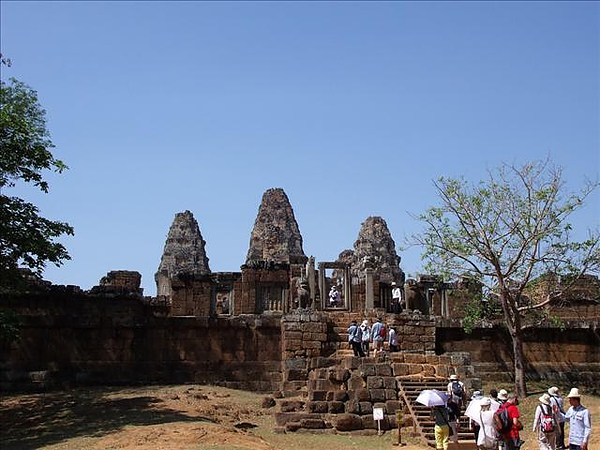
left=0, top=388, right=208, bottom=450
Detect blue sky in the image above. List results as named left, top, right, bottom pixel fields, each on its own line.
left=1, top=1, right=598, bottom=296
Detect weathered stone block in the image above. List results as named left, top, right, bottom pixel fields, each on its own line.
left=303, top=323, right=326, bottom=333
left=392, top=363, right=410, bottom=376
left=370, top=388, right=386, bottom=402
left=353, top=388, right=370, bottom=402
left=334, top=413, right=363, bottom=431
left=345, top=399, right=361, bottom=414
left=328, top=401, right=345, bottom=413
left=280, top=400, right=305, bottom=412
left=286, top=331, right=303, bottom=340
left=347, top=374, right=365, bottom=390
left=385, top=389, right=397, bottom=400
left=309, top=368, right=329, bottom=379
left=404, top=353, right=426, bottom=364
left=308, top=379, right=333, bottom=391
left=359, top=363, right=376, bottom=377
left=308, top=390, right=327, bottom=401
left=286, top=422, right=302, bottom=432
left=307, top=401, right=328, bottom=413
left=375, top=364, right=392, bottom=376
left=286, top=369, right=308, bottom=381
left=359, top=401, right=373, bottom=415
left=309, top=357, right=338, bottom=369
left=328, top=368, right=350, bottom=382
left=332, top=390, right=348, bottom=402
left=422, top=364, right=436, bottom=376
left=367, top=376, right=383, bottom=389
left=274, top=412, right=319, bottom=426
left=385, top=400, right=402, bottom=414
left=408, top=364, right=423, bottom=374
left=344, top=356, right=361, bottom=370
left=300, top=418, right=325, bottom=429
left=382, top=376, right=397, bottom=389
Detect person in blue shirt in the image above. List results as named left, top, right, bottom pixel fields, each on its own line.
left=561, top=388, right=591, bottom=450
left=347, top=320, right=365, bottom=357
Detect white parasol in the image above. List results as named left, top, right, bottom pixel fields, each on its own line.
left=465, top=397, right=500, bottom=424
left=415, top=389, right=448, bottom=407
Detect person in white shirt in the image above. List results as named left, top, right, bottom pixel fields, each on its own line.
left=391, top=282, right=403, bottom=313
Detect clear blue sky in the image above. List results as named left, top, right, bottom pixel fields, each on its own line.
left=2, top=1, right=599, bottom=296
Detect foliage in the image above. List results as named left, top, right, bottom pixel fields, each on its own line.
left=0, top=57, right=74, bottom=289
left=0, top=309, right=20, bottom=343
left=410, top=159, right=600, bottom=396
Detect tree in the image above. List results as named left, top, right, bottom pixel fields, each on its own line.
left=410, top=159, right=599, bottom=397
left=0, top=57, right=74, bottom=293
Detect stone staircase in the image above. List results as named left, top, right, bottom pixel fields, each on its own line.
left=398, top=379, right=478, bottom=449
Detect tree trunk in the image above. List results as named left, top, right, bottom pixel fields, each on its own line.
left=501, top=291, right=528, bottom=398
left=511, top=327, right=527, bottom=398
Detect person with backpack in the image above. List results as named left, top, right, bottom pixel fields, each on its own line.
left=447, top=374, right=467, bottom=409
left=359, top=319, right=371, bottom=356
left=370, top=317, right=385, bottom=356
left=533, top=393, right=559, bottom=450
left=497, top=393, right=524, bottom=450
left=346, top=320, right=365, bottom=357
left=548, top=387, right=566, bottom=449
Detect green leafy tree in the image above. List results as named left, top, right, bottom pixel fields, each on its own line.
left=0, top=57, right=74, bottom=294
left=410, top=159, right=599, bottom=397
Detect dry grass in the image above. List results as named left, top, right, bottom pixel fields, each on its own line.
left=0, top=384, right=597, bottom=450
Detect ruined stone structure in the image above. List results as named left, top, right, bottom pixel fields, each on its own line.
left=155, top=210, right=212, bottom=316
left=1, top=187, right=599, bottom=420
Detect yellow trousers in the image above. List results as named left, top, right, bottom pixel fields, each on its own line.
left=434, top=424, right=450, bottom=450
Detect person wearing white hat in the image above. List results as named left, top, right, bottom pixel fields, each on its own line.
left=562, top=388, right=591, bottom=450
left=497, top=389, right=508, bottom=403
left=548, top=387, right=566, bottom=449
left=533, top=393, right=559, bottom=450
left=477, top=397, right=499, bottom=449
left=447, top=374, right=466, bottom=409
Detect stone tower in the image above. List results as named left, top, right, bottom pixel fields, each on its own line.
left=344, top=216, right=402, bottom=283
left=245, top=188, right=307, bottom=265
left=155, top=210, right=212, bottom=316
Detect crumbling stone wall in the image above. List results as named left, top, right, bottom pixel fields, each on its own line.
left=437, top=324, right=600, bottom=392
left=274, top=352, right=460, bottom=433
left=0, top=292, right=282, bottom=392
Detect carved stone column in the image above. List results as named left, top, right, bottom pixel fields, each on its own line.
left=365, top=267, right=374, bottom=312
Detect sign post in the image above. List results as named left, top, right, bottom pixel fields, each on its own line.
left=373, top=407, right=384, bottom=436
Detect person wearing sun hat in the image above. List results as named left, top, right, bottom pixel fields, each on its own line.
left=446, top=374, right=466, bottom=409
left=548, top=387, right=566, bottom=449
left=562, top=388, right=591, bottom=450
left=497, top=388, right=509, bottom=404
left=533, top=393, right=559, bottom=450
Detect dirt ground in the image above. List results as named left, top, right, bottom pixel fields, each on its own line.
left=0, top=384, right=425, bottom=450
left=1, top=384, right=598, bottom=450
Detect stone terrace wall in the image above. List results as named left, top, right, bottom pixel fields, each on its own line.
left=437, top=324, right=600, bottom=393
left=0, top=293, right=282, bottom=392
left=280, top=310, right=441, bottom=397
left=275, top=353, right=458, bottom=434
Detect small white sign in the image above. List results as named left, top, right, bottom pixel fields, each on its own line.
left=373, top=407, right=384, bottom=421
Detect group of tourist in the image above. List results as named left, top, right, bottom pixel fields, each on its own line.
left=346, top=317, right=399, bottom=357
left=430, top=377, right=591, bottom=450
left=467, top=385, right=590, bottom=450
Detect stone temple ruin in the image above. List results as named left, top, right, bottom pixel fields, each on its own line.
left=153, top=188, right=413, bottom=317
left=2, top=187, right=599, bottom=444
